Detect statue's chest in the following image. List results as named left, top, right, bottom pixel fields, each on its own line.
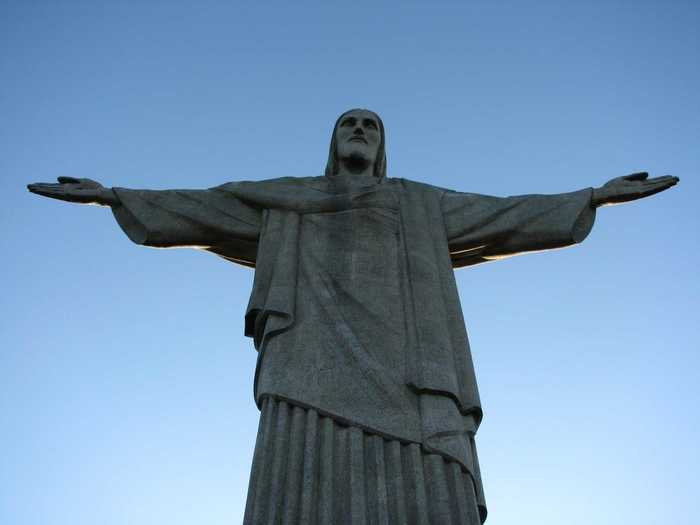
left=301, top=205, right=401, bottom=294
left=294, top=204, right=407, bottom=387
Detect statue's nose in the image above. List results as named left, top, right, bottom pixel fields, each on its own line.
left=353, top=127, right=364, bottom=135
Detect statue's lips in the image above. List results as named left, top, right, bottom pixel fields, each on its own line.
left=348, top=137, right=367, bottom=144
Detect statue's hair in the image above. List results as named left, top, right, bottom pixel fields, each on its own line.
left=324, top=108, right=387, bottom=179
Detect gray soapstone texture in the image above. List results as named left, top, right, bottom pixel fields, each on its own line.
left=27, top=109, right=679, bottom=524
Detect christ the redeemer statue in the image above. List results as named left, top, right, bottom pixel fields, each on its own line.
left=28, top=109, right=678, bottom=524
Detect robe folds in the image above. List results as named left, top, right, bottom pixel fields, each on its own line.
left=111, top=176, right=596, bottom=522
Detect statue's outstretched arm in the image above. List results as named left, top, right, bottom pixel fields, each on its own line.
left=27, top=177, right=119, bottom=206
left=591, top=172, right=679, bottom=207
left=443, top=171, right=679, bottom=268
left=443, top=186, right=596, bottom=268
left=28, top=177, right=262, bottom=266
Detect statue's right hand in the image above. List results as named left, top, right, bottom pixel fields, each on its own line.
left=27, top=177, right=117, bottom=206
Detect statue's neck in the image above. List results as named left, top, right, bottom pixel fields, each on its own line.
left=330, top=154, right=379, bottom=191
left=337, top=153, right=374, bottom=176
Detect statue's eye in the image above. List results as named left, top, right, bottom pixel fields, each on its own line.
left=364, top=119, right=377, bottom=129
left=341, top=118, right=356, bottom=127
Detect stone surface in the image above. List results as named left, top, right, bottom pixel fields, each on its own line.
left=27, top=109, right=679, bottom=524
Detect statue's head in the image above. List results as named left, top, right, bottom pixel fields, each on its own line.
left=325, top=108, right=387, bottom=179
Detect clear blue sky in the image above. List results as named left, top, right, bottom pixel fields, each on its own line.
left=2, top=2, right=698, bottom=524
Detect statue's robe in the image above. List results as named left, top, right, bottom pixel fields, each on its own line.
left=111, top=176, right=595, bottom=524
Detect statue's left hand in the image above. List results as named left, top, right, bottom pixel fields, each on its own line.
left=27, top=177, right=118, bottom=206
left=592, top=172, right=679, bottom=207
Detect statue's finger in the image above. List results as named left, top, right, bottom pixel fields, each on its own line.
left=639, top=181, right=673, bottom=191
left=57, top=176, right=81, bottom=184
left=32, top=188, right=62, bottom=197
left=642, top=178, right=677, bottom=190
left=27, top=182, right=63, bottom=191
left=30, top=182, right=64, bottom=188
left=28, top=185, right=67, bottom=197
left=644, top=175, right=676, bottom=184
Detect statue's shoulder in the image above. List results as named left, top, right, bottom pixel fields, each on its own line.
left=259, top=175, right=321, bottom=185
left=215, top=176, right=321, bottom=190
left=389, top=177, right=449, bottom=195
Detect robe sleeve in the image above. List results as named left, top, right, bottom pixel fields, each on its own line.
left=442, top=188, right=596, bottom=268
left=110, top=186, right=262, bottom=268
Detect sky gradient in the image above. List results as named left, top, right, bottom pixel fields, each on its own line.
left=2, top=2, right=699, bottom=524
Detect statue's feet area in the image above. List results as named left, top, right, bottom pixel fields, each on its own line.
left=243, top=396, right=484, bottom=524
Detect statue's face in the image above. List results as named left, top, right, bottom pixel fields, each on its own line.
left=334, top=109, right=381, bottom=166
